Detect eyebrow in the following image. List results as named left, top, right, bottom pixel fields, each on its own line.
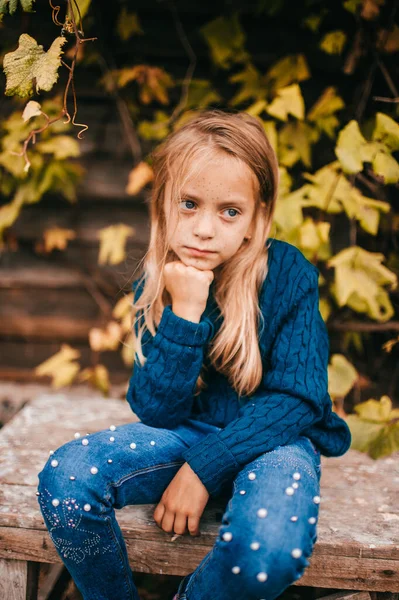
left=180, top=191, right=247, bottom=208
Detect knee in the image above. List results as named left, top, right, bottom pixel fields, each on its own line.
left=37, top=436, right=106, bottom=514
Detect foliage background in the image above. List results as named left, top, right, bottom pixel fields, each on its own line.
left=1, top=0, right=399, bottom=458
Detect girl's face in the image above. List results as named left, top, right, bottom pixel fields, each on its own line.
left=165, top=154, right=256, bottom=273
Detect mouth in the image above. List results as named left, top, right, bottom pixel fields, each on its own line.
left=185, top=246, right=216, bottom=255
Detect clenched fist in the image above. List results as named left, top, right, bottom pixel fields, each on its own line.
left=163, top=261, right=214, bottom=320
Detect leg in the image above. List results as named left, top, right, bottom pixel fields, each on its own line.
left=177, top=435, right=322, bottom=600
left=36, top=419, right=220, bottom=600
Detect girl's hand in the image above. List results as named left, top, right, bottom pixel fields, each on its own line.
left=163, top=261, right=214, bottom=314
left=153, top=462, right=210, bottom=536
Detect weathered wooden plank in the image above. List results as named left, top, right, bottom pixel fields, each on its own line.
left=318, top=592, right=372, bottom=600
left=0, top=393, right=398, bottom=591
left=0, top=558, right=39, bottom=600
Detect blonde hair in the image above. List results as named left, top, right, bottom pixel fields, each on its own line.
left=131, top=109, right=279, bottom=399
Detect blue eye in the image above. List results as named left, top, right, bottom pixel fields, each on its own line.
left=179, top=200, right=240, bottom=219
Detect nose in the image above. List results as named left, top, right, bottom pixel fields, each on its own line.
left=192, top=211, right=216, bottom=238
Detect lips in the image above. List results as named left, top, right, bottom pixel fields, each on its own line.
left=186, top=246, right=215, bottom=254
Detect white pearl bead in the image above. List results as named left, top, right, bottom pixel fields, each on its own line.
left=90, top=467, right=98, bottom=474
left=222, top=531, right=233, bottom=541
left=257, top=572, right=268, bottom=582
left=51, top=459, right=58, bottom=467
left=285, top=487, right=294, bottom=495
left=290, top=516, right=298, bottom=522
left=239, top=490, right=246, bottom=495
left=250, top=542, right=260, bottom=550
left=292, top=482, right=299, bottom=489
left=83, top=503, right=91, bottom=511
left=51, top=498, right=60, bottom=507
left=293, top=472, right=301, bottom=480
left=232, top=566, right=240, bottom=574
left=109, top=437, right=115, bottom=442
left=291, top=548, right=302, bottom=558
left=36, top=491, right=40, bottom=496
left=49, top=450, right=54, bottom=455
left=257, top=508, right=268, bottom=518
left=110, top=425, right=116, bottom=431
left=313, top=495, right=320, bottom=504
left=308, top=517, right=316, bottom=524
left=150, top=441, right=156, bottom=446
left=248, top=472, right=256, bottom=480
left=130, top=443, right=136, bottom=449
left=108, top=459, right=113, bottom=463
left=82, top=439, right=89, bottom=446
left=74, top=432, right=81, bottom=439
left=70, top=476, right=76, bottom=480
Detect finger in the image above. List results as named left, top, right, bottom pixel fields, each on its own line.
left=173, top=512, right=188, bottom=535
left=187, top=515, right=201, bottom=537
left=161, top=509, right=176, bottom=533
left=153, top=503, right=165, bottom=527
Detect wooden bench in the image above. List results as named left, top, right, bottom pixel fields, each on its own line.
left=0, top=393, right=398, bottom=600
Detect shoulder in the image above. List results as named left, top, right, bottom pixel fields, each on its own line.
left=261, top=238, right=319, bottom=316
left=266, top=238, right=318, bottom=282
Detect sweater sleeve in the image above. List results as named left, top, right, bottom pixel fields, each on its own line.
left=126, top=279, right=214, bottom=428
left=182, top=265, right=330, bottom=496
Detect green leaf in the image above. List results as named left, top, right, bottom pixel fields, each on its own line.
left=264, top=54, right=311, bottom=93
left=278, top=120, right=318, bottom=168
left=229, top=63, right=266, bottom=106
left=3, top=34, right=67, bottom=98
left=200, top=13, right=250, bottom=70
left=320, top=30, right=347, bottom=55
left=347, top=395, right=399, bottom=458
left=372, top=150, right=399, bottom=184
left=335, top=120, right=382, bottom=174
left=176, top=78, right=222, bottom=110
left=307, top=86, right=345, bottom=138
left=116, top=7, right=143, bottom=41
left=138, top=111, right=170, bottom=141
left=0, top=0, right=35, bottom=15
left=328, top=354, right=358, bottom=399
left=266, top=83, right=305, bottom=122
left=36, top=136, right=81, bottom=160
left=372, top=112, right=399, bottom=151
left=327, top=246, right=397, bottom=321
left=66, top=0, right=91, bottom=24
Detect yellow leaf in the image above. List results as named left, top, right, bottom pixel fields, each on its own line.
left=200, top=13, right=250, bottom=70
left=372, top=112, right=399, bottom=151
left=78, top=365, right=110, bottom=395
left=266, top=83, right=305, bottom=122
left=320, top=30, right=347, bottom=55
left=327, top=246, right=397, bottom=321
left=299, top=218, right=331, bottom=252
left=67, top=0, right=91, bottom=23
left=22, top=100, right=42, bottom=122
left=98, top=224, right=135, bottom=265
left=121, top=330, right=135, bottom=367
left=355, top=395, right=393, bottom=422
left=112, top=293, right=134, bottom=320
left=328, top=354, right=359, bottom=399
left=307, top=87, right=345, bottom=138
left=34, top=344, right=81, bottom=388
left=264, top=54, right=311, bottom=92
left=138, top=110, right=170, bottom=141
left=176, top=78, right=222, bottom=110
left=229, top=63, right=266, bottom=106
left=3, top=34, right=67, bottom=97
left=278, top=121, right=318, bottom=167
left=43, top=227, right=76, bottom=252
left=261, top=120, right=278, bottom=154
left=372, top=150, right=399, bottom=183
left=377, top=24, right=399, bottom=52
left=126, top=161, right=154, bottom=196
left=89, top=321, right=122, bottom=352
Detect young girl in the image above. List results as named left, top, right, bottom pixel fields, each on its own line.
left=36, top=109, right=352, bottom=600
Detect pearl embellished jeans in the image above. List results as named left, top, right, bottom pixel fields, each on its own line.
left=36, top=418, right=321, bottom=600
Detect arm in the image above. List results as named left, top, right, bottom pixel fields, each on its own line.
left=126, top=279, right=214, bottom=428
left=181, top=265, right=346, bottom=496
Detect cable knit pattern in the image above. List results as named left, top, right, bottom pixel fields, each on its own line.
left=126, top=238, right=352, bottom=496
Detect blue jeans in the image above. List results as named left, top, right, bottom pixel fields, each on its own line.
left=36, top=418, right=321, bottom=600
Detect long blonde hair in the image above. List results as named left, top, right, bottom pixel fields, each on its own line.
left=131, top=109, right=279, bottom=399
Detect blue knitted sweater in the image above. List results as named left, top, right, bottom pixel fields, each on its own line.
left=126, top=238, right=352, bottom=496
